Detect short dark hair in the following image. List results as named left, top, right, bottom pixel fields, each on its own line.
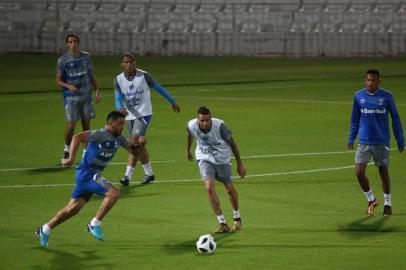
left=366, top=69, right=380, bottom=78
left=106, top=111, right=126, bottom=122
left=197, top=106, right=211, bottom=115
left=65, top=33, right=79, bottom=43
left=121, top=53, right=134, bottom=61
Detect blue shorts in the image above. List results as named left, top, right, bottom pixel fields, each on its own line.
left=71, top=170, right=113, bottom=201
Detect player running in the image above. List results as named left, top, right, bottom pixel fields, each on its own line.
left=36, top=111, right=141, bottom=248
left=187, top=106, right=246, bottom=233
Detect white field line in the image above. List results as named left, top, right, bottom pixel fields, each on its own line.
left=0, top=163, right=364, bottom=189
left=0, top=150, right=355, bottom=172
left=1, top=91, right=406, bottom=106
left=175, top=95, right=353, bottom=105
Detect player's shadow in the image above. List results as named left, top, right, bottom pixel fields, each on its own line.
left=337, top=216, right=399, bottom=238
left=30, top=248, right=113, bottom=270
left=117, top=183, right=157, bottom=198
left=161, top=232, right=236, bottom=255
left=27, top=166, right=67, bottom=174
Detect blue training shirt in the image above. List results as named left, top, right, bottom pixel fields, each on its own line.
left=76, top=128, right=130, bottom=176
left=348, top=88, right=404, bottom=149
left=56, top=51, right=95, bottom=104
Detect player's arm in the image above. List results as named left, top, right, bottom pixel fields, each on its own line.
left=56, top=72, right=78, bottom=93
left=226, top=136, right=246, bottom=178
left=348, top=95, right=360, bottom=150
left=145, top=73, right=180, bottom=113
left=122, top=143, right=143, bottom=156
left=387, top=95, right=405, bottom=152
left=88, top=55, right=101, bottom=102
left=186, top=129, right=194, bottom=161
left=61, top=131, right=91, bottom=167
left=114, top=78, right=128, bottom=115
left=119, top=136, right=144, bottom=156
left=91, top=72, right=101, bottom=103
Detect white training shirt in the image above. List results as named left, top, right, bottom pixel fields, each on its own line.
left=187, top=118, right=231, bottom=165
left=115, top=69, right=152, bottom=120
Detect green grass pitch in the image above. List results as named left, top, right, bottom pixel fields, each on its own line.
left=0, top=54, right=406, bottom=270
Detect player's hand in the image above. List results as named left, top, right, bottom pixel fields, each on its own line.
left=187, top=150, right=193, bottom=161
left=172, top=103, right=180, bottom=113
left=67, top=84, right=79, bottom=93
left=347, top=143, right=353, bottom=150
left=237, top=164, right=246, bottom=179
left=138, top=136, right=146, bottom=145
left=95, top=89, right=102, bottom=103
left=61, top=158, right=73, bottom=168
left=119, top=108, right=129, bottom=116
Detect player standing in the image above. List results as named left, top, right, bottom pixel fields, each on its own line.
left=56, top=33, right=101, bottom=159
left=348, top=69, right=404, bottom=216
left=114, top=53, right=180, bottom=185
left=187, top=106, right=246, bottom=232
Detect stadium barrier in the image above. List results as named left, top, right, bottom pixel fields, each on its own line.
left=0, top=0, right=405, bottom=56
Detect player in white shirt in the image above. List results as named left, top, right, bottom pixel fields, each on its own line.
left=187, top=106, right=246, bottom=232
left=114, top=54, right=180, bottom=185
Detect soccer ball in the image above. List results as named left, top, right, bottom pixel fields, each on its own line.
left=196, top=234, right=217, bottom=253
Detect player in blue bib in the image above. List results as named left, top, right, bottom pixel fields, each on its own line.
left=36, top=111, right=141, bottom=248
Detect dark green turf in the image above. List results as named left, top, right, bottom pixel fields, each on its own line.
left=0, top=54, right=405, bottom=270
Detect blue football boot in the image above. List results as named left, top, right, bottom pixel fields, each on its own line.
left=86, top=223, right=105, bottom=241
left=35, top=226, right=49, bottom=248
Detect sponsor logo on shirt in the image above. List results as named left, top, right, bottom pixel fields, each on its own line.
left=360, top=108, right=386, bottom=114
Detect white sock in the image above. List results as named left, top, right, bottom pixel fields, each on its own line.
left=125, top=166, right=135, bottom=180
left=82, top=149, right=86, bottom=158
left=142, top=162, right=153, bottom=176
left=384, top=193, right=391, bottom=206
left=42, top=224, right=51, bottom=235
left=217, top=215, right=226, bottom=224
left=233, top=210, right=240, bottom=219
left=64, top=144, right=70, bottom=152
left=90, top=217, right=101, bottom=227
left=363, top=189, right=375, bottom=202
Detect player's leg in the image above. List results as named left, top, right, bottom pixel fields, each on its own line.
left=355, top=144, right=378, bottom=216
left=375, top=145, right=391, bottom=216
left=85, top=175, right=117, bottom=241
left=199, top=160, right=229, bottom=233
left=120, top=133, right=142, bottom=186
left=139, top=146, right=155, bottom=184
left=62, top=99, right=79, bottom=159
left=94, top=185, right=120, bottom=221
left=80, top=101, right=96, bottom=153
left=379, top=166, right=392, bottom=216
left=138, top=116, right=154, bottom=184
left=48, top=198, right=87, bottom=228
left=121, top=116, right=154, bottom=185
left=205, top=179, right=229, bottom=232
left=218, top=163, right=242, bottom=231
left=223, top=182, right=242, bottom=230
left=36, top=197, right=87, bottom=248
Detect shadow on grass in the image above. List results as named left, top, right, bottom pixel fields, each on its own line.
left=30, top=248, right=113, bottom=270
left=26, top=165, right=67, bottom=174
left=337, top=216, right=400, bottom=237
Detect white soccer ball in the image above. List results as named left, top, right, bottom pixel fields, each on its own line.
left=196, top=234, right=217, bottom=253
